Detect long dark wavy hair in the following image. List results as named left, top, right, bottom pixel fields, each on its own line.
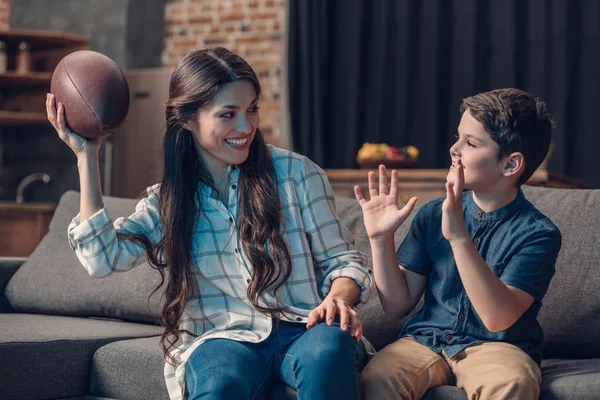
left=121, top=47, right=292, bottom=365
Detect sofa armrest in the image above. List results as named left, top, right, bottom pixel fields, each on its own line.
left=0, top=257, right=27, bottom=313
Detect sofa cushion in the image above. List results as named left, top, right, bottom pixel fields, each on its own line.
left=522, top=186, right=600, bottom=358
left=90, top=337, right=308, bottom=400
left=0, top=313, right=162, bottom=400
left=5, top=191, right=164, bottom=324
left=90, top=336, right=168, bottom=400
left=540, top=358, right=600, bottom=399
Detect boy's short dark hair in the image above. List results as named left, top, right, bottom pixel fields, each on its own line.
left=459, top=88, right=554, bottom=186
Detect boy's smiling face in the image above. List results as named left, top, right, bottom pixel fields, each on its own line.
left=449, top=108, right=507, bottom=191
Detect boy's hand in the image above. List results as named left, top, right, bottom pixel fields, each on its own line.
left=354, top=165, right=417, bottom=240
left=442, top=159, right=469, bottom=241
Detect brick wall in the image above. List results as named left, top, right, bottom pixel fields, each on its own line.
left=0, top=0, right=9, bottom=29
left=163, top=0, right=286, bottom=145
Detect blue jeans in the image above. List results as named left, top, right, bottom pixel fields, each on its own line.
left=185, top=320, right=367, bottom=400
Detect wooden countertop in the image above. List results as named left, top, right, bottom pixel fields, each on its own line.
left=324, top=168, right=587, bottom=189
left=0, top=201, right=57, bottom=212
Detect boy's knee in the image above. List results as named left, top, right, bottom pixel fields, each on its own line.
left=361, top=357, right=404, bottom=398
left=504, top=374, right=540, bottom=398
left=464, top=373, right=540, bottom=400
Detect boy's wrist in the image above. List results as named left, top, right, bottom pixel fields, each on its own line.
left=368, top=234, right=395, bottom=249
left=448, top=234, right=471, bottom=247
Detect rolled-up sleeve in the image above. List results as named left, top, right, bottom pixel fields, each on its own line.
left=297, top=158, right=372, bottom=305
left=500, top=229, right=562, bottom=301
left=67, top=184, right=163, bottom=278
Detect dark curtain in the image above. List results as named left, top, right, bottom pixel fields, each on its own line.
left=288, top=0, right=600, bottom=188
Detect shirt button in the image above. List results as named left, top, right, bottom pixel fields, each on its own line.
left=296, top=317, right=302, bottom=321
left=458, top=314, right=465, bottom=321
left=228, top=217, right=233, bottom=223
left=234, top=248, right=239, bottom=253
left=246, top=279, right=250, bottom=284
left=473, top=237, right=480, bottom=244
left=231, top=184, right=237, bottom=190
left=477, top=211, right=483, bottom=217
left=446, top=334, right=453, bottom=341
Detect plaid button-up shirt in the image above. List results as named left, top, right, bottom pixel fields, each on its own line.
left=68, top=145, right=372, bottom=399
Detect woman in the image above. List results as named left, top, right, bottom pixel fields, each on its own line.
left=46, top=47, right=372, bottom=400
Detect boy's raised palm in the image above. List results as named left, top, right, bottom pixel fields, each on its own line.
left=354, top=165, right=417, bottom=239
left=442, top=159, right=469, bottom=241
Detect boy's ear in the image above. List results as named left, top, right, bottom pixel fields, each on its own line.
left=502, top=153, right=524, bottom=177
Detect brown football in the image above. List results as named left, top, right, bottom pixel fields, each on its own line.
left=50, top=50, right=130, bottom=139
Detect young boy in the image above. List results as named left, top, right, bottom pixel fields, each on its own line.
left=355, top=88, right=562, bottom=400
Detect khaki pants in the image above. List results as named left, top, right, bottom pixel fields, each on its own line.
left=361, top=337, right=541, bottom=400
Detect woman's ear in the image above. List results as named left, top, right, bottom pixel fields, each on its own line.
left=182, top=120, right=194, bottom=132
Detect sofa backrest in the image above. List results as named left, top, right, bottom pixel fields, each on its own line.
left=6, top=186, right=600, bottom=359
left=520, top=186, right=600, bottom=358
left=5, top=191, right=163, bottom=324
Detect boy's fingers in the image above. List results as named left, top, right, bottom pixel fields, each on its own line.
left=445, top=182, right=455, bottom=208
left=399, top=197, right=418, bottom=220
left=368, top=171, right=378, bottom=198
left=378, top=164, right=388, bottom=195
left=390, top=169, right=399, bottom=199
left=354, top=185, right=366, bottom=205
left=454, top=161, right=465, bottom=199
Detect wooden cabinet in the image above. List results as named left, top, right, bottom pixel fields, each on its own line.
left=0, top=29, right=88, bottom=256
left=325, top=169, right=587, bottom=205
left=0, top=202, right=56, bottom=256
left=108, top=67, right=173, bottom=198
left=0, top=29, right=89, bottom=125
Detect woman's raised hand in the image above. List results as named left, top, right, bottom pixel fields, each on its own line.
left=46, top=93, right=102, bottom=157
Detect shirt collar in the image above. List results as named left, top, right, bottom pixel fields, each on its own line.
left=198, top=164, right=241, bottom=198
left=465, top=189, right=525, bottom=221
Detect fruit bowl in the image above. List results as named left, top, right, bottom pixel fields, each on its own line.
left=356, top=143, right=419, bottom=169
left=356, top=156, right=418, bottom=170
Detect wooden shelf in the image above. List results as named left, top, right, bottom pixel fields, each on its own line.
left=0, top=110, right=47, bottom=125
left=0, top=29, right=89, bottom=49
left=0, top=71, right=52, bottom=87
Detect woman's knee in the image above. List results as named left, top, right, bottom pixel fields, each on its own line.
left=296, top=323, right=356, bottom=365
left=185, top=340, right=262, bottom=399
left=187, top=372, right=251, bottom=400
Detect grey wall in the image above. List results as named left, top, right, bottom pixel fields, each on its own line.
left=10, top=0, right=165, bottom=69
left=1, top=0, right=165, bottom=202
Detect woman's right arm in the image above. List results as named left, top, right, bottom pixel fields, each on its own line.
left=46, top=93, right=104, bottom=220
left=47, top=93, right=162, bottom=277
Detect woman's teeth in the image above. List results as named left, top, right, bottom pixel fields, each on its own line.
left=225, top=138, right=248, bottom=147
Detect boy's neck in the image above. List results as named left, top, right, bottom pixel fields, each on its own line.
left=471, top=186, right=519, bottom=213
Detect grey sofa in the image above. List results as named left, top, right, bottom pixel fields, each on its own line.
left=1, top=185, right=599, bottom=400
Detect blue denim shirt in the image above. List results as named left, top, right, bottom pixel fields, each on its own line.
left=396, top=190, right=562, bottom=364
